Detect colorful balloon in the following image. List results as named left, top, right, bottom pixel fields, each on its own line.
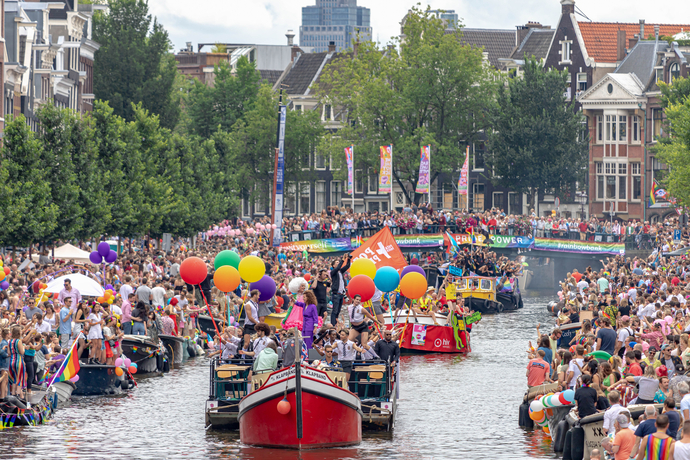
left=115, top=358, right=123, bottom=367
left=250, top=275, right=277, bottom=302
left=128, top=365, right=137, bottom=374
left=374, top=266, right=400, bottom=292
left=347, top=274, right=375, bottom=302
left=562, top=389, right=575, bottom=403
left=214, top=250, right=241, bottom=270
left=238, top=255, right=265, bottom=283
left=401, top=265, right=426, bottom=278
left=115, top=367, right=124, bottom=376
left=180, top=256, right=208, bottom=285
left=304, top=273, right=311, bottom=282
left=105, top=250, right=118, bottom=263
left=214, top=266, right=241, bottom=293
left=400, top=272, right=427, bottom=299
left=97, top=241, right=111, bottom=257
left=0, top=272, right=5, bottom=282
left=350, top=258, right=376, bottom=279
left=89, top=252, right=103, bottom=264
left=124, top=358, right=132, bottom=368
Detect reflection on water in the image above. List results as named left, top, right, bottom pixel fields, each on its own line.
left=0, top=294, right=560, bottom=460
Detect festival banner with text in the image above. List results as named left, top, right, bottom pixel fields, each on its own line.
left=345, top=145, right=354, bottom=196
left=280, top=238, right=352, bottom=254
left=355, top=234, right=444, bottom=249
left=379, top=145, right=393, bottom=193
left=490, top=235, right=534, bottom=249
left=415, top=145, right=431, bottom=194
left=533, top=238, right=625, bottom=255
left=458, top=146, right=469, bottom=195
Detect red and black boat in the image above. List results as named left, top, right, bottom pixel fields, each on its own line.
left=238, top=361, right=362, bottom=449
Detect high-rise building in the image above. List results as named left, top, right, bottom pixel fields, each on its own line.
left=429, top=9, right=459, bottom=30
left=300, top=0, right=372, bottom=53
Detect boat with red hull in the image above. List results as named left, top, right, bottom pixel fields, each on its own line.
left=238, top=363, right=362, bottom=449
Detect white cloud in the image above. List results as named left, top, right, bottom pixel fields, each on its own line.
left=149, top=0, right=690, bottom=52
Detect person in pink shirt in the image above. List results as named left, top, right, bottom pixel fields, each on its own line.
left=527, top=350, right=552, bottom=387
left=121, top=292, right=134, bottom=335
left=640, top=321, right=665, bottom=350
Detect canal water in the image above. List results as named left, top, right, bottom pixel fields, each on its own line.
left=1, top=294, right=559, bottom=460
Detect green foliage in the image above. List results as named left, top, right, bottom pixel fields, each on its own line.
left=659, top=76, right=690, bottom=109
left=484, top=58, right=589, bottom=207
left=318, top=5, right=498, bottom=205
left=93, top=0, right=179, bottom=129
left=655, top=98, right=690, bottom=205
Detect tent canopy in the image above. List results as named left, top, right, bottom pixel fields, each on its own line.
left=44, top=273, right=105, bottom=297
left=31, top=243, right=92, bottom=264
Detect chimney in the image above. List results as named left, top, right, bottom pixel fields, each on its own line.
left=286, top=30, right=295, bottom=46
left=640, top=20, right=645, bottom=39
left=328, top=41, right=336, bottom=53
left=560, top=0, right=575, bottom=15
left=629, top=35, right=639, bottom=50
left=654, top=25, right=660, bottom=40
left=186, top=41, right=193, bottom=53
left=291, top=45, right=301, bottom=62
left=617, top=29, right=627, bottom=61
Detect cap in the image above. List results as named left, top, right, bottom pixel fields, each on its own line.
left=621, top=315, right=630, bottom=322
left=661, top=344, right=670, bottom=350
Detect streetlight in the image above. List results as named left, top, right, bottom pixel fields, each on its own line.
left=576, top=192, right=587, bottom=220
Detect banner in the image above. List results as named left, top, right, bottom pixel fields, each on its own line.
left=401, top=323, right=469, bottom=352
left=280, top=238, right=352, bottom=253
left=448, top=265, right=464, bottom=277
left=533, top=238, right=625, bottom=255
left=489, top=235, right=534, bottom=249
left=345, top=145, right=354, bottom=196
left=272, top=105, right=287, bottom=247
left=353, top=234, right=444, bottom=249
left=350, top=227, right=407, bottom=269
left=415, top=145, right=431, bottom=194
left=411, top=324, right=427, bottom=345
left=465, top=312, right=482, bottom=325
left=458, top=145, right=469, bottom=195
left=379, top=145, right=393, bottom=193
left=451, top=233, right=487, bottom=246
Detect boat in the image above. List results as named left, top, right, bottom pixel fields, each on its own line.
left=496, top=277, right=523, bottom=311
left=238, top=362, right=362, bottom=448
left=547, top=300, right=562, bottom=316
left=454, top=276, right=505, bottom=313
left=0, top=390, right=57, bottom=427
left=350, top=360, right=397, bottom=431
left=71, top=363, right=122, bottom=396
left=385, top=311, right=473, bottom=354
left=52, top=381, right=76, bottom=405
left=159, top=334, right=186, bottom=366
left=206, top=357, right=253, bottom=429
left=197, top=315, right=226, bottom=338
left=120, top=335, right=164, bottom=374
left=517, top=269, right=533, bottom=290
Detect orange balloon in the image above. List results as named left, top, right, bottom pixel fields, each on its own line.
left=115, top=367, right=124, bottom=376
left=97, top=296, right=105, bottom=303
left=400, top=272, right=427, bottom=299
left=214, top=266, right=241, bottom=293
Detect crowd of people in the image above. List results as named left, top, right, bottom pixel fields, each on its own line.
left=525, top=246, right=690, bottom=459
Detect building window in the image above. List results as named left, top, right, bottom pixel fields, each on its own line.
left=492, top=192, right=503, bottom=209
left=299, top=182, right=310, bottom=214
left=618, top=163, right=627, bottom=200
left=285, top=183, right=296, bottom=214
left=472, top=183, right=485, bottom=211
left=596, top=115, right=603, bottom=143
left=631, top=163, right=641, bottom=200
left=354, top=170, right=363, bottom=194
left=367, top=168, right=378, bottom=194
left=655, top=67, right=663, bottom=83
left=670, top=63, right=680, bottom=83
left=605, top=115, right=617, bottom=141
left=618, top=115, right=627, bottom=143
left=315, top=181, right=326, bottom=211
left=323, top=104, right=332, bottom=121
left=596, top=162, right=604, bottom=200
left=596, top=161, right=628, bottom=202
left=331, top=181, right=342, bottom=208
left=314, top=153, right=326, bottom=170
left=242, top=197, right=251, bottom=217
left=509, top=192, right=522, bottom=215
left=577, top=73, right=587, bottom=91
left=472, top=144, right=484, bottom=171
left=652, top=108, right=663, bottom=140
left=294, top=105, right=302, bottom=112
left=632, top=116, right=640, bottom=143
left=561, top=40, right=572, bottom=62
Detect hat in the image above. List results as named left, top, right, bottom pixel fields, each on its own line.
left=170, top=298, right=179, bottom=306
left=656, top=365, right=668, bottom=377
left=621, top=315, right=630, bottom=322
left=661, top=344, right=670, bottom=350
left=629, top=341, right=637, bottom=348
left=426, top=287, right=435, bottom=293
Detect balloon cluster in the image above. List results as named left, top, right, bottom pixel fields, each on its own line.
left=207, top=223, right=278, bottom=238
left=90, top=242, right=118, bottom=265
left=98, top=286, right=116, bottom=305
left=114, top=357, right=137, bottom=375
left=0, top=259, right=9, bottom=291
left=31, top=280, right=57, bottom=302
left=528, top=390, right=574, bottom=433
left=346, top=258, right=429, bottom=300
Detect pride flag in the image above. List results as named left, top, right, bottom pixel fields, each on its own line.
left=48, top=335, right=81, bottom=386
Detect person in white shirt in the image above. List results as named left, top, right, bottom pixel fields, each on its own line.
left=87, top=304, right=105, bottom=364
left=151, top=281, right=166, bottom=308
left=119, top=276, right=134, bottom=303
left=566, top=345, right=585, bottom=389
left=34, top=314, right=51, bottom=334
left=602, top=391, right=627, bottom=435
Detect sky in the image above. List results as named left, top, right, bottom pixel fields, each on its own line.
left=149, top=0, right=690, bottom=52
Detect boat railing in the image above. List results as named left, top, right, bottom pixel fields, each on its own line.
left=347, top=359, right=394, bottom=401
left=209, top=357, right=252, bottom=401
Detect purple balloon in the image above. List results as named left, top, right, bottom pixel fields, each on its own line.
left=97, top=241, right=111, bottom=257
left=401, top=265, right=426, bottom=278
left=0, top=280, right=8, bottom=290
left=249, top=275, right=276, bottom=302
left=89, top=251, right=103, bottom=264
left=105, top=250, right=118, bottom=263
left=106, top=284, right=114, bottom=291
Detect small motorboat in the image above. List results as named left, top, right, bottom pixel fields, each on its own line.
left=384, top=310, right=475, bottom=354
left=238, top=362, right=362, bottom=448
left=159, top=334, right=186, bottom=366
left=52, top=381, right=76, bottom=405
left=120, top=335, right=163, bottom=374
left=206, top=357, right=253, bottom=429
left=72, top=364, right=122, bottom=396
left=0, top=389, right=57, bottom=427
left=454, top=276, right=507, bottom=313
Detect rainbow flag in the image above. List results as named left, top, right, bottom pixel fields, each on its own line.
left=48, top=334, right=81, bottom=386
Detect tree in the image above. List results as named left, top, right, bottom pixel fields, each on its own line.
left=655, top=97, right=690, bottom=205
left=0, top=116, right=58, bottom=247
left=93, top=0, right=179, bottom=129
left=484, top=58, right=589, bottom=209
left=319, top=6, right=498, bottom=205
left=659, top=76, right=690, bottom=109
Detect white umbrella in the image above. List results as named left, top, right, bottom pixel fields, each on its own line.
left=44, top=273, right=105, bottom=298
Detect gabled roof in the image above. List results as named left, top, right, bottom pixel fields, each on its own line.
left=281, top=53, right=329, bottom=96
left=259, top=69, right=283, bottom=87
left=614, top=40, right=664, bottom=85
left=578, top=22, right=690, bottom=63
left=579, top=72, right=645, bottom=102
left=457, top=28, right=516, bottom=68
left=510, top=28, right=555, bottom=60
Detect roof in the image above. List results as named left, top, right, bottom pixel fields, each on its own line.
left=281, top=53, right=329, bottom=95
left=457, top=28, right=516, bottom=68
left=608, top=73, right=645, bottom=97
left=510, top=28, right=555, bottom=60
left=578, top=22, right=690, bottom=63
left=614, top=40, right=665, bottom=87
left=259, top=69, right=284, bottom=87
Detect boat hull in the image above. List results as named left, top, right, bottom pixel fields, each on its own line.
left=160, top=334, right=185, bottom=365
left=196, top=315, right=226, bottom=337
left=205, top=399, right=240, bottom=429
left=72, top=364, right=121, bottom=396
left=53, top=381, right=76, bottom=404
left=239, top=366, right=362, bottom=449
left=121, top=336, right=161, bottom=374
left=398, top=324, right=470, bottom=354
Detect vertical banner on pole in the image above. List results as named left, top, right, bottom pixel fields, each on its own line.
left=458, top=146, right=469, bottom=195
left=415, top=145, right=431, bottom=194
left=345, top=145, right=354, bottom=196
left=379, top=145, right=393, bottom=193
left=272, top=105, right=287, bottom=247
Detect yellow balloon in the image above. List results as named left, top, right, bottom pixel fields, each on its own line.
left=105, top=289, right=113, bottom=297
left=238, top=255, right=266, bottom=283
left=350, top=257, right=376, bottom=279
left=0, top=260, right=3, bottom=266
left=107, top=298, right=113, bottom=304
left=0, top=271, right=5, bottom=282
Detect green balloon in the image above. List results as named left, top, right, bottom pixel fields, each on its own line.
left=214, top=250, right=241, bottom=270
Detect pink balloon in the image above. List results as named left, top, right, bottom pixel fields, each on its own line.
left=213, top=226, right=219, bottom=230
left=230, top=230, right=236, bottom=236
left=124, top=358, right=132, bottom=368
left=271, top=224, right=277, bottom=229
left=255, top=222, right=261, bottom=229
left=258, top=224, right=265, bottom=231
left=115, top=357, right=123, bottom=367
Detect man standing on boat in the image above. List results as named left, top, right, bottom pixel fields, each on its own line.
left=330, top=255, right=351, bottom=326
left=374, top=329, right=400, bottom=365
left=526, top=349, right=551, bottom=388
left=311, top=269, right=331, bottom=318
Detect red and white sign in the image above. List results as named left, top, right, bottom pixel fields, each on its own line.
left=349, top=227, right=407, bottom=270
